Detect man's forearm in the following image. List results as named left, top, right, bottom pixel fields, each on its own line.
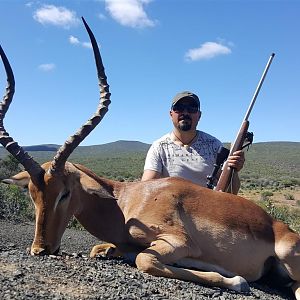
left=228, top=171, right=240, bottom=195
left=141, top=169, right=162, bottom=181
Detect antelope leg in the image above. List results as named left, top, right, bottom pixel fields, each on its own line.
left=135, top=238, right=249, bottom=293
left=292, top=282, right=300, bottom=300
left=90, top=243, right=122, bottom=258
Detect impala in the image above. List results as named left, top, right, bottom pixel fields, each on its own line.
left=1, top=18, right=299, bottom=299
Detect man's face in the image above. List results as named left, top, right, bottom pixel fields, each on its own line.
left=170, top=98, right=201, bottom=131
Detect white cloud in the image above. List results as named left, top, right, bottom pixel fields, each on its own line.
left=38, top=63, right=56, bottom=72
left=82, top=42, right=92, bottom=49
left=69, top=35, right=93, bottom=49
left=33, top=5, right=80, bottom=29
left=69, top=35, right=80, bottom=45
left=105, top=0, right=156, bottom=28
left=185, top=42, right=232, bottom=61
left=97, top=13, right=107, bottom=20
left=25, top=2, right=34, bottom=8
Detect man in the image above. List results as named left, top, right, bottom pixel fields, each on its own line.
left=141, top=91, right=245, bottom=194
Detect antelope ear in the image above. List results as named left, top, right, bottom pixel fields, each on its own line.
left=2, top=171, right=30, bottom=188
left=80, top=173, right=115, bottom=199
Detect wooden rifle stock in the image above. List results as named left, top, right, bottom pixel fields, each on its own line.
left=215, top=53, right=275, bottom=193
left=215, top=121, right=249, bottom=192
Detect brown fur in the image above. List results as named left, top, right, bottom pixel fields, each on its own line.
left=5, top=162, right=300, bottom=298
left=2, top=22, right=297, bottom=297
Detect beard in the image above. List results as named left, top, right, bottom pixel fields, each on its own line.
left=178, top=121, right=192, bottom=131
left=177, top=115, right=192, bottom=131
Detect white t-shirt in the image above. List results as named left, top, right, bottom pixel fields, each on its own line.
left=144, top=131, right=223, bottom=187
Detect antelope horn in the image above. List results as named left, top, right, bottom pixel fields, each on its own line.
left=0, top=45, right=44, bottom=182
left=50, top=17, right=111, bottom=174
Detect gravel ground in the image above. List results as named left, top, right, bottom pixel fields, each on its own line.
left=0, top=219, right=295, bottom=300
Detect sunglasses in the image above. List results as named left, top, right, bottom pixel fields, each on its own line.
left=172, top=103, right=199, bottom=114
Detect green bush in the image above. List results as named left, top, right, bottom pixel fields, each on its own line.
left=258, top=198, right=300, bottom=233
left=0, top=184, right=34, bottom=221
left=284, top=193, right=295, bottom=200
left=281, top=178, right=300, bottom=188
left=0, top=155, right=22, bottom=180
left=260, top=191, right=273, bottom=201
left=68, top=217, right=84, bottom=230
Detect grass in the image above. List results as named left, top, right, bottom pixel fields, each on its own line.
left=258, top=197, right=300, bottom=233
left=0, top=141, right=299, bottom=232
left=284, top=193, right=295, bottom=200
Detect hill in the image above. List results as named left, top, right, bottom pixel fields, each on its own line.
left=0, top=140, right=150, bottom=181
left=0, top=141, right=299, bottom=185
left=239, top=142, right=300, bottom=188
left=22, top=144, right=60, bottom=152
left=0, top=140, right=149, bottom=159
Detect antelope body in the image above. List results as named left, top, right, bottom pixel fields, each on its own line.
left=1, top=18, right=300, bottom=299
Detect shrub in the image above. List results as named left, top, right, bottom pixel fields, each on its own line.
left=68, top=217, right=84, bottom=230
left=281, top=178, right=300, bottom=188
left=0, top=155, right=21, bottom=180
left=0, top=184, right=34, bottom=221
left=258, top=198, right=300, bottom=233
left=284, top=193, right=295, bottom=200
left=260, top=191, right=273, bottom=201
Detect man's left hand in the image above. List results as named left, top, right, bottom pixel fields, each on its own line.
left=226, top=150, right=245, bottom=172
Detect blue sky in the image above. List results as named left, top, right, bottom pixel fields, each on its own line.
left=0, top=0, right=299, bottom=147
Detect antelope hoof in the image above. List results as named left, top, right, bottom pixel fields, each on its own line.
left=90, top=244, right=121, bottom=258
left=30, top=245, right=59, bottom=256
left=292, top=282, right=300, bottom=300
left=30, top=247, right=47, bottom=256
left=231, top=276, right=250, bottom=293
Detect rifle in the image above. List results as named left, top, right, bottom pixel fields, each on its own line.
left=209, top=53, right=275, bottom=193
left=206, top=146, right=230, bottom=190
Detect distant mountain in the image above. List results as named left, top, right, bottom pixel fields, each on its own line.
left=23, top=144, right=60, bottom=152
left=1, top=140, right=299, bottom=171
left=77, top=140, right=150, bottom=153
left=0, top=140, right=299, bottom=183
left=1, top=140, right=299, bottom=160
left=0, top=140, right=151, bottom=161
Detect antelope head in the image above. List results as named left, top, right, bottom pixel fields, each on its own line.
left=0, top=18, right=111, bottom=255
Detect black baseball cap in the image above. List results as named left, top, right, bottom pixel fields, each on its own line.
left=171, top=91, right=200, bottom=109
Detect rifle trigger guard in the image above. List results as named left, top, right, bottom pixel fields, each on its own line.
left=241, top=132, right=254, bottom=150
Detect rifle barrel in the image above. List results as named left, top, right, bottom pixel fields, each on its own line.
left=215, top=53, right=275, bottom=193
left=243, top=53, right=275, bottom=121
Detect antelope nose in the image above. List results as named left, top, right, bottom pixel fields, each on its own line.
left=30, top=246, right=47, bottom=256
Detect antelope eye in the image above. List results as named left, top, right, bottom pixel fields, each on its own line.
left=60, top=190, right=70, bottom=200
